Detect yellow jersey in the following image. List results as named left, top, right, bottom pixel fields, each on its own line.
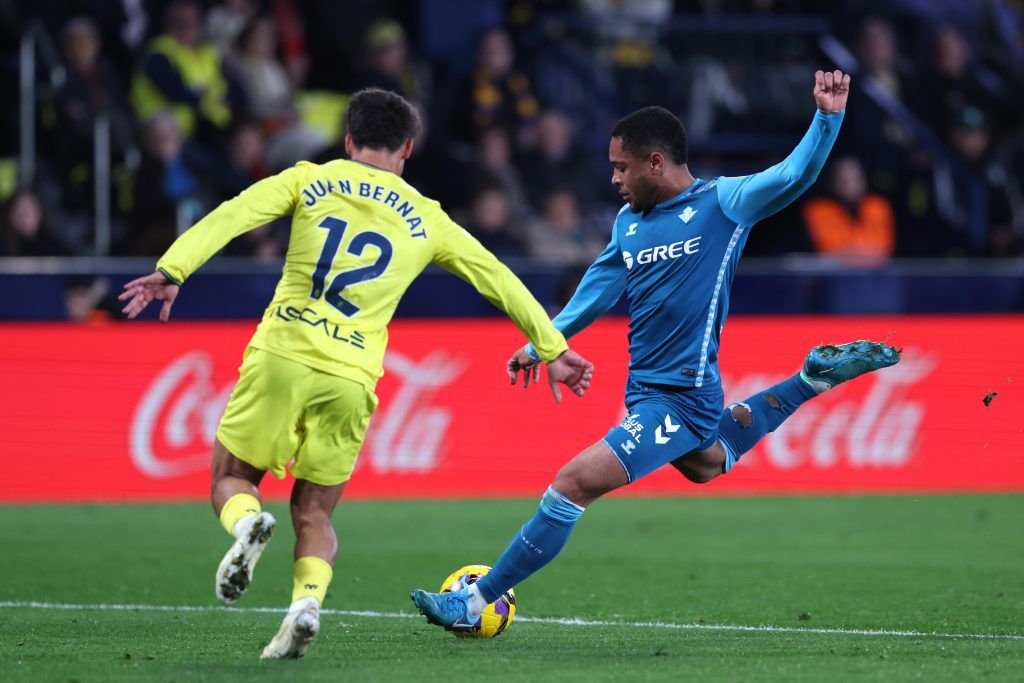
left=156, top=158, right=568, bottom=388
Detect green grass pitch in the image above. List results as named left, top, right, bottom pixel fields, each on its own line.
left=1, top=495, right=1022, bottom=681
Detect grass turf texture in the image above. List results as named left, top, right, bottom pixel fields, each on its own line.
left=1, top=495, right=1022, bottom=682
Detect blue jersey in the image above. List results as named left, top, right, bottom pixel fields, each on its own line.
left=527, top=110, right=844, bottom=388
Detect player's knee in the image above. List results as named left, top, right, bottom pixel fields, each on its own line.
left=551, top=468, right=601, bottom=507
left=683, top=468, right=719, bottom=485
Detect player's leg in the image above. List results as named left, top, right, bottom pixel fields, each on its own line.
left=212, top=437, right=265, bottom=526
left=212, top=348, right=311, bottom=604
left=260, top=370, right=376, bottom=660
left=410, top=440, right=627, bottom=631
left=411, top=379, right=719, bottom=631
left=259, top=478, right=344, bottom=661
left=211, top=439, right=278, bottom=604
left=672, top=339, right=901, bottom=483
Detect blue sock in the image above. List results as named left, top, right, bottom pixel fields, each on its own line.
left=718, top=373, right=817, bottom=472
left=475, top=486, right=584, bottom=603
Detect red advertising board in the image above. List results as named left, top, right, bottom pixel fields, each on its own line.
left=1, top=316, right=1021, bottom=502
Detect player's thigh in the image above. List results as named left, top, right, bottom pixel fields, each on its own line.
left=603, top=404, right=704, bottom=484
left=552, top=440, right=630, bottom=506
left=216, top=347, right=312, bottom=478
left=670, top=440, right=727, bottom=484
left=290, top=373, right=378, bottom=487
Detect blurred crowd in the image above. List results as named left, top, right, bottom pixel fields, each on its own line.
left=1, top=0, right=1022, bottom=274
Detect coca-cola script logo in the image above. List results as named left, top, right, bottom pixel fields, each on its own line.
left=130, top=350, right=465, bottom=478
left=722, top=349, right=935, bottom=470
left=130, top=352, right=233, bottom=478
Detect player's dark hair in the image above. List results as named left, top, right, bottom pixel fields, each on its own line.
left=611, top=106, right=688, bottom=165
left=346, top=88, right=421, bottom=152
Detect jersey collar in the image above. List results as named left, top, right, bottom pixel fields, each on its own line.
left=651, top=178, right=702, bottom=212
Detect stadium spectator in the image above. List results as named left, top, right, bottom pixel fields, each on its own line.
left=576, top=0, right=673, bottom=110
left=520, top=109, right=610, bottom=209
left=215, top=120, right=271, bottom=199
left=270, top=0, right=310, bottom=90
left=52, top=17, right=134, bottom=222
left=402, top=104, right=467, bottom=209
left=470, top=126, right=530, bottom=220
left=916, top=26, right=1008, bottom=138
left=131, top=1, right=239, bottom=146
left=226, top=15, right=328, bottom=168
left=801, top=157, right=895, bottom=264
left=231, top=16, right=293, bottom=121
left=353, top=19, right=431, bottom=106
left=205, top=0, right=257, bottom=55
left=857, top=18, right=909, bottom=100
left=0, top=190, right=70, bottom=257
left=946, top=107, right=1024, bottom=256
left=458, top=28, right=540, bottom=144
left=63, top=275, right=121, bottom=323
left=462, top=186, right=527, bottom=259
left=124, top=113, right=206, bottom=255
left=526, top=189, right=604, bottom=266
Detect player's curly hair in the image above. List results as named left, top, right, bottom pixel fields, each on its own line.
left=611, top=106, right=688, bottom=165
left=346, top=88, right=421, bottom=152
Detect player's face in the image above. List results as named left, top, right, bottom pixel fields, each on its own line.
left=609, top=137, right=656, bottom=213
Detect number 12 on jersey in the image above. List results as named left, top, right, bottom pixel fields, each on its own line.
left=310, top=216, right=393, bottom=317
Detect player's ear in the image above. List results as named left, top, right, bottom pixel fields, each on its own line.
left=344, top=133, right=355, bottom=157
left=649, top=151, right=665, bottom=176
left=401, top=137, right=414, bottom=160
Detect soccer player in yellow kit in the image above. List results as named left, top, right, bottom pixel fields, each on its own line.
left=120, top=88, right=594, bottom=659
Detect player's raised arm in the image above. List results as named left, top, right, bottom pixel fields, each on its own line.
left=120, top=164, right=306, bottom=321
left=716, top=69, right=849, bottom=227
left=431, top=216, right=593, bottom=401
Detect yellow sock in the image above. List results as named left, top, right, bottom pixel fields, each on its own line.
left=292, top=556, right=333, bottom=605
left=218, top=493, right=261, bottom=537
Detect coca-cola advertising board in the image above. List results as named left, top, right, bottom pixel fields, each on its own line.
left=1, top=316, right=1021, bottom=502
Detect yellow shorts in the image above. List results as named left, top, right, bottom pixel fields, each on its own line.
left=216, top=347, right=378, bottom=486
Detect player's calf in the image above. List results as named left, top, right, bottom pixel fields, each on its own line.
left=715, top=339, right=900, bottom=473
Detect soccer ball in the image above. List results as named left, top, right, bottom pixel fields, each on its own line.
left=440, top=564, right=516, bottom=638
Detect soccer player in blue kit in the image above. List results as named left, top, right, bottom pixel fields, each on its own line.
left=412, top=69, right=901, bottom=631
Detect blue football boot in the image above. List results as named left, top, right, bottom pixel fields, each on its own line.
left=410, top=587, right=481, bottom=633
left=800, top=340, right=901, bottom=393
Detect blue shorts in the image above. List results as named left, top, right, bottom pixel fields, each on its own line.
left=603, top=376, right=724, bottom=482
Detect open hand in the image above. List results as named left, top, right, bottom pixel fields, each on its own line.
left=813, top=69, right=851, bottom=113
left=545, top=349, right=594, bottom=403
left=119, top=271, right=180, bottom=321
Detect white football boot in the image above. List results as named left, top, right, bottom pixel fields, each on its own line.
left=260, top=596, right=321, bottom=660
left=215, top=511, right=276, bottom=604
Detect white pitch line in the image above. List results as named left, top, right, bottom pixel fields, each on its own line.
left=1, top=601, right=1021, bottom=642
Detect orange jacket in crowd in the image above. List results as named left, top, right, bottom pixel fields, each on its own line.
left=802, top=195, right=896, bottom=258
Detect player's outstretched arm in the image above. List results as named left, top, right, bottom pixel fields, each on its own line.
left=716, top=69, right=849, bottom=227
left=119, top=271, right=180, bottom=322
left=121, top=167, right=303, bottom=322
